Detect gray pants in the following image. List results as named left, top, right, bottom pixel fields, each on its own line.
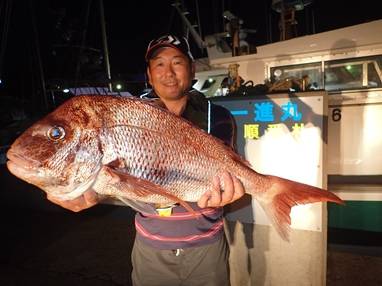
left=131, top=236, right=230, bottom=286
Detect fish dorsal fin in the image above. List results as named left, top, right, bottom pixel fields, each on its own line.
left=103, top=165, right=195, bottom=214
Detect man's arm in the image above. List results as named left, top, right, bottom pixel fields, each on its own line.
left=198, top=103, right=245, bottom=208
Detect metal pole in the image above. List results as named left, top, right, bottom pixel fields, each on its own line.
left=29, top=0, right=48, bottom=110
left=74, top=0, right=92, bottom=91
left=99, top=0, right=112, bottom=92
left=195, top=0, right=203, bottom=52
left=0, top=0, right=13, bottom=80
left=172, top=2, right=206, bottom=50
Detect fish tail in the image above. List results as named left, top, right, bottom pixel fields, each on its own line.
left=253, top=175, right=344, bottom=241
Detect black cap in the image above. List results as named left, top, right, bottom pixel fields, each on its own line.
left=145, top=35, right=194, bottom=62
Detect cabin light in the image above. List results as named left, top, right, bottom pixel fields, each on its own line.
left=208, top=78, right=214, bottom=83
left=0, top=78, right=2, bottom=84
left=274, top=69, right=282, bottom=77
left=63, top=88, right=70, bottom=93
left=346, top=65, right=352, bottom=71
left=116, top=83, right=122, bottom=90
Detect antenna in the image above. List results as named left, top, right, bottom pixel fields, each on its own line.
left=272, top=0, right=314, bottom=40
left=222, top=10, right=256, bottom=56
left=172, top=1, right=207, bottom=50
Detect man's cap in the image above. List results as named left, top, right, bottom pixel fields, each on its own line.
left=145, top=35, right=194, bottom=62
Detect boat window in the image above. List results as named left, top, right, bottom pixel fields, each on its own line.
left=269, top=55, right=382, bottom=92
left=324, top=55, right=382, bottom=91
left=201, top=77, right=217, bottom=90
left=194, top=74, right=228, bottom=97
left=270, top=62, right=322, bottom=90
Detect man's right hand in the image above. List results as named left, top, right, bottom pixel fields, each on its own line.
left=47, top=190, right=101, bottom=212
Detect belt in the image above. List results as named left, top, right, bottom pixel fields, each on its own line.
left=172, top=248, right=184, bottom=256
left=155, top=204, right=177, bottom=217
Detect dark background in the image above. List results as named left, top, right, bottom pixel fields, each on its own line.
left=0, top=0, right=380, bottom=105
left=0, top=2, right=381, bottom=285
left=1, top=0, right=380, bottom=149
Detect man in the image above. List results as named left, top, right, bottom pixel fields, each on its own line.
left=48, top=34, right=245, bottom=286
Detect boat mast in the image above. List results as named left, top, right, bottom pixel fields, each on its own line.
left=172, top=1, right=207, bottom=50
left=30, top=0, right=48, bottom=110
left=98, top=0, right=112, bottom=92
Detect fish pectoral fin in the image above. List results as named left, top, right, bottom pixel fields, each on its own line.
left=103, top=166, right=195, bottom=214
left=116, top=196, right=157, bottom=214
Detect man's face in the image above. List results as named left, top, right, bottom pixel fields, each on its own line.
left=147, top=47, right=195, bottom=101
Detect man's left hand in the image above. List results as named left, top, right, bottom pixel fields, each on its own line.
left=197, top=171, right=245, bottom=208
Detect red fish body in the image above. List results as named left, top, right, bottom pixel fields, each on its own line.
left=6, top=95, right=344, bottom=240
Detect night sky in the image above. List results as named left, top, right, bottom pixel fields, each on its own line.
left=0, top=0, right=380, bottom=104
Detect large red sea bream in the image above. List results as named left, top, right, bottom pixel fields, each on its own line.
left=6, top=95, right=344, bottom=240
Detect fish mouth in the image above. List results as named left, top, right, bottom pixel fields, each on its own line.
left=7, top=148, right=99, bottom=200
left=6, top=148, right=41, bottom=177
left=6, top=149, right=61, bottom=192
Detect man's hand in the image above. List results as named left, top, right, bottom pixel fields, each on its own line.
left=47, top=190, right=101, bottom=212
left=197, top=171, right=245, bottom=208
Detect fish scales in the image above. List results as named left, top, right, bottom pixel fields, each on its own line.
left=100, top=124, right=216, bottom=202
left=6, top=95, right=344, bottom=241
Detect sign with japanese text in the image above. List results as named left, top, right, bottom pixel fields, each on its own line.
left=212, top=91, right=328, bottom=232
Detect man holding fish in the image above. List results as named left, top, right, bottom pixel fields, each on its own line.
left=48, top=34, right=245, bottom=286
left=7, top=32, right=343, bottom=285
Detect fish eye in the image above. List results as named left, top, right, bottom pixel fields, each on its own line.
left=47, top=126, right=65, bottom=141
